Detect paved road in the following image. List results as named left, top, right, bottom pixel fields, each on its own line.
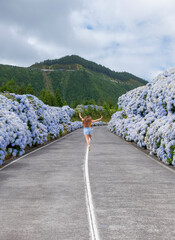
left=1, top=126, right=175, bottom=240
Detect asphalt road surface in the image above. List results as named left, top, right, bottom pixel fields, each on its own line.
left=0, top=126, right=175, bottom=240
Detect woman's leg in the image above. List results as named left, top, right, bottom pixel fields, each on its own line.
left=84, top=135, right=90, bottom=146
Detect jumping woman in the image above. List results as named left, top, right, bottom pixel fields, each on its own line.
left=79, top=113, right=103, bottom=151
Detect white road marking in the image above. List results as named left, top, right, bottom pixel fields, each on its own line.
left=127, top=142, right=175, bottom=174
left=142, top=151, right=175, bottom=174
left=84, top=146, right=100, bottom=240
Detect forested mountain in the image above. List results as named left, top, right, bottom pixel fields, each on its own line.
left=0, top=55, right=147, bottom=106
left=32, top=55, right=146, bottom=84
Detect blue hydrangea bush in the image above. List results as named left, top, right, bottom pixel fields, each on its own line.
left=75, top=104, right=104, bottom=112
left=108, top=68, right=175, bottom=165
left=0, top=93, right=82, bottom=165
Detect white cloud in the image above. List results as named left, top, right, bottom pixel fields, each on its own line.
left=1, top=0, right=175, bottom=80
left=72, top=0, right=175, bottom=80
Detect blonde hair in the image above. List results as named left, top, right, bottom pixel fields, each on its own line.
left=82, top=116, right=92, bottom=127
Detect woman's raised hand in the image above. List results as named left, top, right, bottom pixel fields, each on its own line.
left=79, top=112, right=83, bottom=120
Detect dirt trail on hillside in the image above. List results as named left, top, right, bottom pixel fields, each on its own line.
left=42, top=72, right=54, bottom=94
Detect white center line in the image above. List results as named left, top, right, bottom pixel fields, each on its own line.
left=84, top=147, right=100, bottom=240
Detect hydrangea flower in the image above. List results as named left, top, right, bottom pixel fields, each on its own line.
left=0, top=93, right=105, bottom=165
left=108, top=67, right=175, bottom=166
left=75, top=104, right=104, bottom=113
left=0, top=93, right=83, bottom=165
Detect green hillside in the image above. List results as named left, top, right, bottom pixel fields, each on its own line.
left=0, top=64, right=44, bottom=95
left=33, top=55, right=146, bottom=85
left=0, top=55, right=147, bottom=106
left=47, top=69, right=126, bottom=105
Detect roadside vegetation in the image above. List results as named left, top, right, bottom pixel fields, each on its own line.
left=71, top=103, right=119, bottom=123
left=0, top=79, right=119, bottom=122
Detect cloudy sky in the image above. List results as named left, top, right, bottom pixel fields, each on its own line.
left=1, top=0, right=175, bottom=80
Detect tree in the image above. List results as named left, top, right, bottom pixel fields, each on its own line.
left=18, top=83, right=26, bottom=94
left=6, top=79, right=18, bottom=93
left=63, top=100, right=68, bottom=106
left=55, top=88, right=63, bottom=107
left=49, top=93, right=57, bottom=106
left=0, top=79, right=18, bottom=93
left=83, top=99, right=89, bottom=105
left=88, top=98, right=96, bottom=105
left=97, top=99, right=103, bottom=106
left=39, top=89, right=47, bottom=103
left=39, top=89, right=57, bottom=106
left=103, top=101, right=110, bottom=110
left=72, top=99, right=81, bottom=108
left=26, top=84, right=35, bottom=95
left=107, top=98, right=113, bottom=108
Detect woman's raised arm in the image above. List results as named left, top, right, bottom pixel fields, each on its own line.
left=79, top=112, right=84, bottom=121
left=91, top=115, right=103, bottom=123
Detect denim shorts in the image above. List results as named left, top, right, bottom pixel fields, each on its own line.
left=83, top=127, right=92, bottom=135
